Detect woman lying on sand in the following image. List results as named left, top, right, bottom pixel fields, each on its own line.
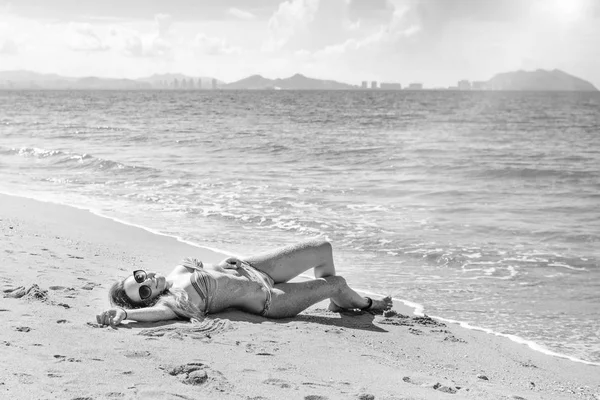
left=96, top=239, right=393, bottom=326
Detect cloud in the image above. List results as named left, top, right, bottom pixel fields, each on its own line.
left=408, top=0, right=525, bottom=37
left=263, top=0, right=320, bottom=51
left=65, top=22, right=109, bottom=52
left=0, top=37, right=18, bottom=54
left=106, top=14, right=173, bottom=58
left=0, top=19, right=18, bottom=55
left=155, top=13, right=173, bottom=36
left=228, top=7, right=256, bottom=20
left=313, top=0, right=419, bottom=57
left=193, top=33, right=240, bottom=55
left=107, top=26, right=142, bottom=56
left=347, top=0, right=393, bottom=20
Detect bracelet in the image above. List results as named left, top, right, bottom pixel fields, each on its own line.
left=360, top=297, right=373, bottom=311
left=118, top=307, right=128, bottom=320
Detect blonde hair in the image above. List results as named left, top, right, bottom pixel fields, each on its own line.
left=155, top=286, right=204, bottom=320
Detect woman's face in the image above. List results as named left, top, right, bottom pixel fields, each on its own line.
left=123, top=270, right=168, bottom=303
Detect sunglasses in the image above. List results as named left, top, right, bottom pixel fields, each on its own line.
left=133, top=270, right=152, bottom=300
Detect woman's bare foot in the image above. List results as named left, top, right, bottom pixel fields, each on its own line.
left=328, top=296, right=393, bottom=314
left=365, top=296, right=393, bottom=313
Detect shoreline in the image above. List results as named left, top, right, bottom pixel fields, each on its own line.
left=1, top=192, right=599, bottom=399
left=2, top=190, right=597, bottom=367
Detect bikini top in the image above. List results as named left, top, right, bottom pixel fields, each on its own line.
left=181, top=258, right=217, bottom=314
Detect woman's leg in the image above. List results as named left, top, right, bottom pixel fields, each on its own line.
left=243, top=238, right=336, bottom=283
left=266, top=275, right=392, bottom=319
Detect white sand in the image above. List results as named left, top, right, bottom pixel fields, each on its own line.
left=1, top=193, right=599, bottom=400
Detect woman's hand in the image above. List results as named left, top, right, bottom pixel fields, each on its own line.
left=217, top=256, right=243, bottom=269
left=96, top=308, right=127, bottom=327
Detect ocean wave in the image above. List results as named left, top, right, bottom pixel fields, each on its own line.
left=11, top=147, right=65, bottom=158
left=5, top=146, right=157, bottom=175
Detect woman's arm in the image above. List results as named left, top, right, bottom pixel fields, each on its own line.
left=96, top=305, right=177, bottom=326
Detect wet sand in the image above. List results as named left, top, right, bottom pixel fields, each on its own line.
left=1, top=193, right=599, bottom=400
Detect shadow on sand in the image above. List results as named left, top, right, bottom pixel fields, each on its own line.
left=113, top=308, right=388, bottom=336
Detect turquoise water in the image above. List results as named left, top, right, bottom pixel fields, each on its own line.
left=1, top=90, right=599, bottom=363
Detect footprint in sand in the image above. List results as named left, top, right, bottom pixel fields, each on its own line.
left=356, top=394, right=376, bottom=400
left=164, top=362, right=229, bottom=389
left=262, top=378, right=296, bottom=389
left=403, top=376, right=461, bottom=395
left=67, top=254, right=84, bottom=259
left=444, top=335, right=466, bottom=343
left=243, top=339, right=279, bottom=355
left=81, top=282, right=100, bottom=290
left=408, top=328, right=423, bottom=335
left=49, top=286, right=77, bottom=299
left=123, top=350, right=152, bottom=359
left=54, top=355, right=82, bottom=363
left=105, top=393, right=126, bottom=398
left=49, top=286, right=76, bottom=291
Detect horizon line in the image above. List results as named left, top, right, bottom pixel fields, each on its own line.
left=1, top=68, right=597, bottom=92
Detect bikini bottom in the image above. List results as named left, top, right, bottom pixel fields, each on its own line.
left=240, top=262, right=275, bottom=316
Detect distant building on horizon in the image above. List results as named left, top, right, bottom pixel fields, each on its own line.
left=371, top=81, right=378, bottom=89
left=407, top=83, right=423, bottom=90
left=458, top=80, right=471, bottom=90
left=380, top=82, right=402, bottom=90
left=361, top=81, right=368, bottom=89
left=211, top=78, right=218, bottom=90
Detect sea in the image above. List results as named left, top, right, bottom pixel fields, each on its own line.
left=1, top=89, right=599, bottom=364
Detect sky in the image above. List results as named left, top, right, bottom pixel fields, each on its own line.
left=0, top=0, right=599, bottom=87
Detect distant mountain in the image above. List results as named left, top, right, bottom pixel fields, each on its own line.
left=0, top=70, right=75, bottom=82
left=486, top=69, right=597, bottom=91
left=0, top=70, right=219, bottom=89
left=75, top=77, right=151, bottom=90
left=224, top=74, right=275, bottom=90
left=224, top=73, right=356, bottom=90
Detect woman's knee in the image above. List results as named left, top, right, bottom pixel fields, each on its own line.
left=306, top=238, right=333, bottom=260
left=300, top=237, right=332, bottom=252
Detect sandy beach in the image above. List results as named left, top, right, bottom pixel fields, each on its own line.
left=1, top=192, right=598, bottom=400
